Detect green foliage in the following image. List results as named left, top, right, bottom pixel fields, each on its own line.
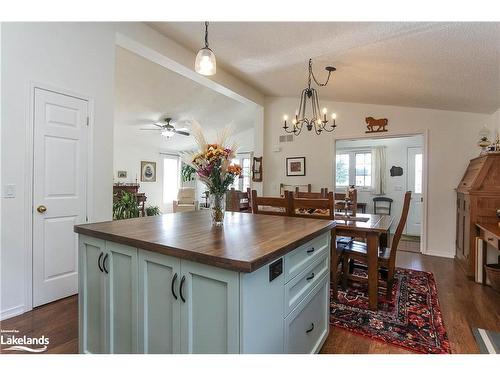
left=181, top=164, right=196, bottom=182
left=145, top=205, right=161, bottom=216
left=113, top=191, right=140, bottom=220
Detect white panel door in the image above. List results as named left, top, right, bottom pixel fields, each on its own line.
left=33, top=88, right=88, bottom=307
left=406, top=147, right=423, bottom=236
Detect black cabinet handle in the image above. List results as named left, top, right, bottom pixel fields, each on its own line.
left=306, top=247, right=315, bottom=254
left=306, top=323, right=315, bottom=333
left=171, top=273, right=178, bottom=300
left=179, top=275, right=186, bottom=303
left=102, top=254, right=109, bottom=274
left=98, top=252, right=104, bottom=273
left=306, top=272, right=315, bottom=281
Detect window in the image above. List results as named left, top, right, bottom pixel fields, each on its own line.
left=163, top=157, right=180, bottom=204
left=335, top=150, right=372, bottom=189
left=230, top=154, right=252, bottom=192
left=335, top=154, right=350, bottom=186
left=355, top=152, right=372, bottom=187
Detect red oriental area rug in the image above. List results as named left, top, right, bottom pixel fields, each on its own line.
left=330, top=268, right=451, bottom=354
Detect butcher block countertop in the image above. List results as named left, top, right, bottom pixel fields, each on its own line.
left=74, top=211, right=335, bottom=273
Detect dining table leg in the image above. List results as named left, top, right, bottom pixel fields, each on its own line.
left=330, top=229, right=338, bottom=300
left=366, top=232, right=379, bottom=310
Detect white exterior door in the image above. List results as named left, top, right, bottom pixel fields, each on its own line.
left=33, top=88, right=88, bottom=307
left=406, top=147, right=423, bottom=236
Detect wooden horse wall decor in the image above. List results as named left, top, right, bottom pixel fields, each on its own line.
left=365, top=117, right=388, bottom=133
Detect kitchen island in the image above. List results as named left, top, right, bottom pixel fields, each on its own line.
left=74, top=211, right=335, bottom=354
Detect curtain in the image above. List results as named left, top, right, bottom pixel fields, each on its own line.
left=372, top=146, right=387, bottom=195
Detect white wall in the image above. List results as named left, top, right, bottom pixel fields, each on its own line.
left=0, top=22, right=264, bottom=319
left=336, top=135, right=423, bottom=231
left=264, top=97, right=491, bottom=258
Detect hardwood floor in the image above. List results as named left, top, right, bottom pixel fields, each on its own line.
left=1, top=252, right=499, bottom=354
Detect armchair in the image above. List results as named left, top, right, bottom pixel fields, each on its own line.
left=173, top=187, right=198, bottom=213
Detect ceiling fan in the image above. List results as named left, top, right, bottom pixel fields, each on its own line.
left=140, top=117, right=190, bottom=139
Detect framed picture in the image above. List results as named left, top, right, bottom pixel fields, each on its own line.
left=286, top=157, right=306, bottom=176
left=141, top=161, right=157, bottom=182
left=252, top=156, right=263, bottom=182
left=117, top=170, right=127, bottom=179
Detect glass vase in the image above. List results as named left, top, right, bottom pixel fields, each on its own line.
left=209, top=192, right=226, bottom=227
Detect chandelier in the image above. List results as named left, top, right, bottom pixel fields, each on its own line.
left=283, top=59, right=338, bottom=136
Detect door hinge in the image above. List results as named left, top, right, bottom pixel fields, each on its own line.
left=86, top=117, right=90, bottom=126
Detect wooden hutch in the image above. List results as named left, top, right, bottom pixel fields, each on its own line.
left=456, top=152, right=500, bottom=277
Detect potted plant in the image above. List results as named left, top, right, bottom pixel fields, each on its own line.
left=113, top=191, right=140, bottom=220
left=145, top=205, right=161, bottom=216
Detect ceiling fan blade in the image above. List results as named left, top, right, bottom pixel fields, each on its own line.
left=174, top=130, right=190, bottom=136
left=140, top=128, right=162, bottom=131
left=152, top=123, right=165, bottom=128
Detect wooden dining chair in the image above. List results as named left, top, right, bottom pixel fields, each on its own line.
left=289, top=192, right=334, bottom=219
left=227, top=188, right=252, bottom=212
left=334, top=188, right=358, bottom=216
left=251, top=190, right=291, bottom=216
left=339, top=191, right=412, bottom=300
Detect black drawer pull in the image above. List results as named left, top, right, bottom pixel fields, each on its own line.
left=306, top=323, right=315, bottom=333
left=98, top=252, right=104, bottom=273
left=171, top=273, right=178, bottom=300
left=306, top=247, right=315, bottom=254
left=179, top=275, right=186, bottom=303
left=306, top=272, right=315, bottom=281
left=102, top=254, right=109, bottom=274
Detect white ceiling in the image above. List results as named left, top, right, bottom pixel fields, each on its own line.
left=115, top=46, right=257, bottom=152
left=148, top=22, right=500, bottom=114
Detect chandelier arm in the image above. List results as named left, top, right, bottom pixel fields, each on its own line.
left=301, top=89, right=307, bottom=121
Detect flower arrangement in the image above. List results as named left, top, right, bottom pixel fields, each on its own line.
left=182, top=121, right=241, bottom=225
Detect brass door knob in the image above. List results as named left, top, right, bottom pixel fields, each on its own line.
left=37, top=205, right=47, bottom=213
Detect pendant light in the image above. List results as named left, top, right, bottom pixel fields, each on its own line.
left=195, top=22, right=216, bottom=76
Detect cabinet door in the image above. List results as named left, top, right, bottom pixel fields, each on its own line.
left=106, top=242, right=138, bottom=354
left=138, top=250, right=181, bottom=354
left=79, top=236, right=107, bottom=354
left=180, top=260, right=240, bottom=353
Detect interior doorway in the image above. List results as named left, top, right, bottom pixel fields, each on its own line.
left=334, top=134, right=426, bottom=254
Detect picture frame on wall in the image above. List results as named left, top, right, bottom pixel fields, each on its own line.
left=140, top=161, right=157, bottom=182
left=286, top=157, right=306, bottom=176
left=117, top=170, right=127, bottom=179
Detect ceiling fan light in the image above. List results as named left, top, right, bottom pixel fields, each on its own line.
left=195, top=47, right=216, bottom=76
left=161, top=129, right=175, bottom=139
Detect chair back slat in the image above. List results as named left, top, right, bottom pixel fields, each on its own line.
left=389, top=191, right=412, bottom=265
left=373, top=196, right=393, bottom=215
left=294, top=191, right=326, bottom=199
left=251, top=190, right=291, bottom=216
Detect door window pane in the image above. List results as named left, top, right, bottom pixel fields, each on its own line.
left=335, top=154, right=349, bottom=186
left=414, top=153, right=423, bottom=194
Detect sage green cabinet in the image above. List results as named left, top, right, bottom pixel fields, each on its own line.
left=137, top=251, right=239, bottom=354
left=79, top=236, right=138, bottom=354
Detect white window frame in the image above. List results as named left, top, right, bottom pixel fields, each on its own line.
left=230, top=152, right=253, bottom=192
left=335, top=149, right=373, bottom=191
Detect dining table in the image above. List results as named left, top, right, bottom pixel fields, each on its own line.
left=332, top=213, right=394, bottom=310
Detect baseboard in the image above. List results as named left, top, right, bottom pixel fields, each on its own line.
left=0, top=304, right=25, bottom=321
left=422, top=249, right=455, bottom=259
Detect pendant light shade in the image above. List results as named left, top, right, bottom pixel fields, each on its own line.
left=195, top=22, right=217, bottom=76
left=195, top=47, right=216, bottom=76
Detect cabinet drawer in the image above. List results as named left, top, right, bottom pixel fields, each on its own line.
left=284, top=275, right=329, bottom=354
left=284, top=252, right=329, bottom=316
left=284, top=233, right=329, bottom=282
left=483, top=229, right=500, bottom=250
